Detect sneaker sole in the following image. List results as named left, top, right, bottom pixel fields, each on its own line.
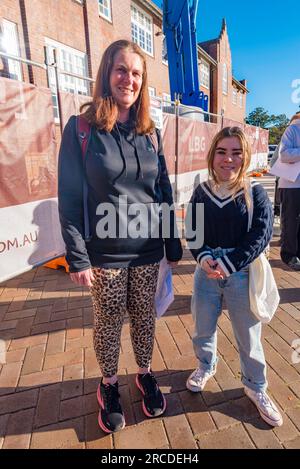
left=244, top=389, right=283, bottom=427
left=97, top=385, right=126, bottom=433
left=135, top=375, right=167, bottom=418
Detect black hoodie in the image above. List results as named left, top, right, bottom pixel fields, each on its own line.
left=58, top=115, right=182, bottom=272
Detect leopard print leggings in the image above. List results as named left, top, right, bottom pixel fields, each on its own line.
left=90, top=263, right=160, bottom=377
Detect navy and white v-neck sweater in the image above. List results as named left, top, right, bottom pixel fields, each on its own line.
left=187, top=180, right=273, bottom=276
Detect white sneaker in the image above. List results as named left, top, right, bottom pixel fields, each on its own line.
left=186, top=367, right=216, bottom=392
left=244, top=386, right=283, bottom=427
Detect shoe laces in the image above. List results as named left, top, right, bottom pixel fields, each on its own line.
left=102, top=383, right=121, bottom=413
left=256, top=391, right=276, bottom=410
left=191, top=367, right=210, bottom=383
left=140, top=373, right=159, bottom=397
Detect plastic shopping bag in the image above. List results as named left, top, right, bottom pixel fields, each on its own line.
left=155, top=257, right=174, bottom=318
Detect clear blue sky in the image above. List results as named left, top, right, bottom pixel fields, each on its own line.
left=153, top=0, right=300, bottom=118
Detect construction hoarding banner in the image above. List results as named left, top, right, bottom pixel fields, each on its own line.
left=0, top=82, right=269, bottom=282
left=0, top=78, right=65, bottom=282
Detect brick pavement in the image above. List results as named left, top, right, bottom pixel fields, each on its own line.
left=0, top=236, right=300, bottom=449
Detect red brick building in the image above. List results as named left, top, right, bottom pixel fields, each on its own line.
left=0, top=0, right=248, bottom=122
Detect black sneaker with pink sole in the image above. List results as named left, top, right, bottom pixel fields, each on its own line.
left=97, top=380, right=125, bottom=433
left=136, top=372, right=166, bottom=417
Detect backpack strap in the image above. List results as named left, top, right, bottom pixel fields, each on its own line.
left=76, top=115, right=92, bottom=242
left=148, top=129, right=159, bottom=154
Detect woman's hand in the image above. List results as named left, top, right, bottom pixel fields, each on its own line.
left=70, top=268, right=95, bottom=287
left=202, top=259, right=225, bottom=279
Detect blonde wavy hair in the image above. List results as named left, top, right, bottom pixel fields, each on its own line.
left=80, top=40, right=155, bottom=134
left=207, top=126, right=252, bottom=205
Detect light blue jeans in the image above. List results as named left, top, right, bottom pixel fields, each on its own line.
left=191, top=247, right=267, bottom=392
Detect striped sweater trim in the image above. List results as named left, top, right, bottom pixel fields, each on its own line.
left=216, top=257, right=231, bottom=277
left=197, top=251, right=212, bottom=264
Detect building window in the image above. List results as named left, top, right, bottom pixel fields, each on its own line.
left=162, top=92, right=171, bottom=106
left=131, top=4, right=153, bottom=56
left=148, top=86, right=156, bottom=97
left=162, top=36, right=168, bottom=64
left=98, top=0, right=112, bottom=22
left=199, top=60, right=209, bottom=89
left=0, top=19, right=22, bottom=81
left=232, top=88, right=237, bottom=105
left=239, top=92, right=243, bottom=108
left=45, top=38, right=89, bottom=120
left=222, top=63, right=228, bottom=95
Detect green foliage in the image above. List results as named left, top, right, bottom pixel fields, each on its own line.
left=246, top=107, right=289, bottom=144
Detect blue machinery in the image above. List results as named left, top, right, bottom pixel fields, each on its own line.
left=162, top=0, right=208, bottom=112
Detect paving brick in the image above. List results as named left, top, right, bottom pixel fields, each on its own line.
left=46, top=330, right=66, bottom=355
left=21, top=343, right=46, bottom=375
left=43, top=348, right=83, bottom=370
left=5, top=348, right=26, bottom=364
left=197, top=423, right=255, bottom=449
left=2, top=408, right=35, bottom=449
left=0, top=362, right=23, bottom=396
left=66, top=317, right=84, bottom=340
left=30, top=417, right=85, bottom=449
left=34, top=383, right=61, bottom=428
left=273, top=414, right=299, bottom=443
left=34, top=305, right=53, bottom=324
left=51, top=307, right=82, bottom=323
left=60, top=395, right=84, bottom=421
left=114, top=420, right=168, bottom=449
left=210, top=396, right=259, bottom=429
left=264, top=341, right=300, bottom=384
left=286, top=407, right=300, bottom=431
left=4, top=308, right=37, bottom=321
left=13, top=317, right=35, bottom=339
left=267, top=368, right=299, bottom=410
left=61, top=363, right=84, bottom=400
left=0, top=414, right=9, bottom=449
left=85, top=412, right=113, bottom=449
left=31, top=319, right=66, bottom=336
left=18, top=367, right=63, bottom=389
left=9, top=334, right=47, bottom=351
left=284, top=436, right=300, bottom=448
left=164, top=414, right=197, bottom=449
left=243, top=417, right=282, bottom=448
left=0, top=389, right=39, bottom=415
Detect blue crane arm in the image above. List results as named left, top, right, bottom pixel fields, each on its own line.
left=163, top=0, right=208, bottom=111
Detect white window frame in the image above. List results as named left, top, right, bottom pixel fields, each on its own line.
left=1, top=19, right=22, bottom=81
left=131, top=3, right=153, bottom=56
left=222, top=63, right=228, bottom=95
left=98, top=0, right=112, bottom=22
left=199, top=60, right=210, bottom=89
left=239, top=92, right=243, bottom=108
left=232, top=87, right=237, bottom=105
left=162, top=92, right=171, bottom=106
left=45, top=38, right=89, bottom=121
left=148, top=86, right=156, bottom=97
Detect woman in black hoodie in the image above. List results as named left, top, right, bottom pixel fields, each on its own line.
left=58, top=40, right=182, bottom=433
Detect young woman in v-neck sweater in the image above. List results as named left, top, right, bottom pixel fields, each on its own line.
left=186, top=126, right=283, bottom=428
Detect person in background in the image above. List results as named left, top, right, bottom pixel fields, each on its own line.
left=278, top=112, right=300, bottom=271
left=58, top=40, right=182, bottom=433
left=186, top=127, right=283, bottom=427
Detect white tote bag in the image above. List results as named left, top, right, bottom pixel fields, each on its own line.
left=155, top=257, right=174, bottom=318
left=247, top=182, right=280, bottom=323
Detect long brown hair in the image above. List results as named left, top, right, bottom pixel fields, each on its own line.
left=81, top=40, right=155, bottom=134
left=207, top=126, right=252, bottom=204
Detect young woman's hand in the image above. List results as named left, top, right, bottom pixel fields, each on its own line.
left=202, top=259, right=225, bottom=279
left=70, top=268, right=95, bottom=287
